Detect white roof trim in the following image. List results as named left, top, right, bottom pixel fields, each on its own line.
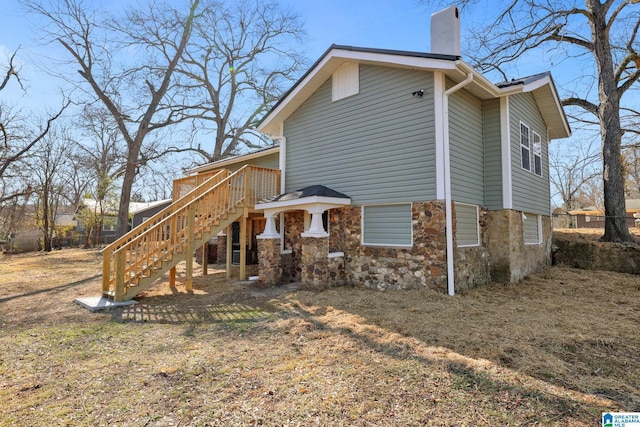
left=255, top=195, right=351, bottom=211
left=258, top=46, right=570, bottom=140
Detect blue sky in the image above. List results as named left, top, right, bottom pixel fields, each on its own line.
left=1, top=0, right=543, bottom=106
left=1, top=0, right=620, bottom=205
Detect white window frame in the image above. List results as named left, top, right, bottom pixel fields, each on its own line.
left=523, top=213, right=542, bottom=245
left=532, top=131, right=542, bottom=177
left=455, top=202, right=480, bottom=247
left=520, top=122, right=531, bottom=172
left=361, top=203, right=413, bottom=248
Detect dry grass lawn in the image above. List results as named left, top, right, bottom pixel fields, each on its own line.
left=1, top=246, right=639, bottom=426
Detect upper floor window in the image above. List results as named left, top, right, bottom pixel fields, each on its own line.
left=332, top=62, right=359, bottom=102
left=520, top=122, right=530, bottom=171
left=532, top=131, right=542, bottom=176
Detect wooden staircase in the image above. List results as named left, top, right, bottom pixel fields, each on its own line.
left=101, top=165, right=280, bottom=301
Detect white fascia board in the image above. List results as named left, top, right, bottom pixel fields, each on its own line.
left=454, top=60, right=504, bottom=97
left=255, top=195, right=351, bottom=211
left=331, top=49, right=458, bottom=70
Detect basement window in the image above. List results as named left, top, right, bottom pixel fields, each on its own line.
left=455, top=203, right=479, bottom=247
left=362, top=204, right=412, bottom=247
left=523, top=213, right=541, bottom=244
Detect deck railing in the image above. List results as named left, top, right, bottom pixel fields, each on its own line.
left=172, top=169, right=225, bottom=201
left=102, top=165, right=280, bottom=301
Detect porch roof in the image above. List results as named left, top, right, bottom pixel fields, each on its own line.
left=256, top=185, right=351, bottom=211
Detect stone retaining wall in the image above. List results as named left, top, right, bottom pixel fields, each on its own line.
left=553, top=238, right=640, bottom=274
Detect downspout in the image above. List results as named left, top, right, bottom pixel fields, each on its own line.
left=442, top=72, right=473, bottom=296
left=273, top=127, right=286, bottom=250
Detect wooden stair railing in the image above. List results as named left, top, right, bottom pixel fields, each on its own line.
left=102, top=165, right=280, bottom=301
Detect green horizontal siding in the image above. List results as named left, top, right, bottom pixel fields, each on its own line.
left=285, top=64, right=436, bottom=205
left=483, top=98, right=502, bottom=210
left=510, top=93, right=550, bottom=216
left=362, top=204, right=412, bottom=246
left=449, top=82, right=484, bottom=206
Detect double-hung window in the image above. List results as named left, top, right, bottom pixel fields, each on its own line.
left=520, top=123, right=530, bottom=171
left=532, top=132, right=542, bottom=176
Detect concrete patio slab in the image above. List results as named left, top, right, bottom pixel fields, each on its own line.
left=74, top=296, right=137, bottom=312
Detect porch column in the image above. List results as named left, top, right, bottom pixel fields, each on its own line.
left=256, top=213, right=282, bottom=285
left=257, top=236, right=282, bottom=285
left=301, top=235, right=329, bottom=291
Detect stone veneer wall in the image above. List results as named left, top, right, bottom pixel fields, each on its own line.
left=257, top=237, right=282, bottom=285
left=283, top=211, right=304, bottom=281
left=300, top=236, right=329, bottom=290
left=486, top=210, right=552, bottom=283
left=453, top=206, right=491, bottom=291
left=318, top=201, right=449, bottom=291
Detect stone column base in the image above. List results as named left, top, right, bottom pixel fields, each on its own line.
left=301, top=236, right=329, bottom=290
left=257, top=237, right=282, bottom=285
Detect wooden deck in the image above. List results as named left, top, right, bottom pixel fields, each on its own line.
left=102, top=165, right=280, bottom=301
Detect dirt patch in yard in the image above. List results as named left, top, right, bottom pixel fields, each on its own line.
left=0, top=247, right=638, bottom=426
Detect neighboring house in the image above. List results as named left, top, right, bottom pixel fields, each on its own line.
left=102, top=6, right=571, bottom=301
left=569, top=199, right=640, bottom=229
left=248, top=5, right=570, bottom=294
left=76, top=198, right=172, bottom=244
left=130, top=199, right=172, bottom=229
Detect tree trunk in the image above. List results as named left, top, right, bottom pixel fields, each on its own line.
left=42, top=189, right=52, bottom=252
left=116, top=156, right=137, bottom=237
left=589, top=0, right=633, bottom=242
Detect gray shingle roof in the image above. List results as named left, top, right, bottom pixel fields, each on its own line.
left=262, top=185, right=350, bottom=203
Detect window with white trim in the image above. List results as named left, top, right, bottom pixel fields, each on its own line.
left=532, top=131, right=542, bottom=176
left=523, top=213, right=541, bottom=244
left=520, top=122, right=530, bottom=171
left=362, top=204, right=412, bottom=247
left=332, top=62, right=359, bottom=102
left=455, top=203, right=479, bottom=247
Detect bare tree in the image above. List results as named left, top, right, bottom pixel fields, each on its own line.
left=447, top=0, right=640, bottom=242
left=549, top=138, right=601, bottom=213
left=1, top=50, right=70, bottom=245
left=27, top=126, right=75, bottom=251
left=174, top=0, right=306, bottom=162
left=27, top=0, right=200, bottom=236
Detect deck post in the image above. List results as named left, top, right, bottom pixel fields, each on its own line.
left=185, top=204, right=195, bottom=291
left=169, top=267, right=176, bottom=287
left=239, top=209, right=248, bottom=280
left=102, top=252, right=111, bottom=294
left=226, top=224, right=232, bottom=279
left=114, top=250, right=125, bottom=302
left=202, top=242, right=209, bottom=276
